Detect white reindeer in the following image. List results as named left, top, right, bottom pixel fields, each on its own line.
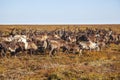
left=79, top=40, right=100, bottom=51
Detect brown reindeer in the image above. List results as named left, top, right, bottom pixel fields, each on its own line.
left=63, top=42, right=82, bottom=56
left=0, top=40, right=20, bottom=57
left=48, top=39, right=67, bottom=56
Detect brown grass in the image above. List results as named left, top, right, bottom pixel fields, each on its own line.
left=0, top=24, right=120, bottom=33
left=0, top=24, right=120, bottom=80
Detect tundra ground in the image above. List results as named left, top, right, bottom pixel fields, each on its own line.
left=0, top=25, right=120, bottom=80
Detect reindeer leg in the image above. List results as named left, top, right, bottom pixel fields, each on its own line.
left=14, top=51, right=17, bottom=58
left=2, top=48, right=7, bottom=58
left=10, top=52, right=15, bottom=57
left=49, top=48, right=53, bottom=57
left=64, top=48, right=69, bottom=54
left=79, top=49, right=82, bottom=56
left=1, top=49, right=5, bottom=58
left=52, top=49, right=57, bottom=56
left=29, top=49, right=33, bottom=56
left=25, top=50, right=28, bottom=57
left=56, top=48, right=59, bottom=56
left=97, top=46, right=100, bottom=51
left=44, top=47, right=46, bottom=54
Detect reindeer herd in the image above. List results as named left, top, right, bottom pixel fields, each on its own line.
left=0, top=27, right=120, bottom=57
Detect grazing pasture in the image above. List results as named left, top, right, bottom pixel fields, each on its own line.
left=0, top=25, right=120, bottom=80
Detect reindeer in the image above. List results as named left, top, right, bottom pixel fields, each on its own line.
left=62, top=42, right=82, bottom=56
left=1, top=27, right=119, bottom=57
left=79, top=39, right=100, bottom=52
left=48, top=39, right=67, bottom=56
left=0, top=40, right=21, bottom=57
left=26, top=41, right=38, bottom=55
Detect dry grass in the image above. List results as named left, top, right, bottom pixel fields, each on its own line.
left=0, top=25, right=120, bottom=80
left=0, top=24, right=120, bottom=33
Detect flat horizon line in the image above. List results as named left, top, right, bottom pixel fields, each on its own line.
left=0, top=23, right=120, bottom=25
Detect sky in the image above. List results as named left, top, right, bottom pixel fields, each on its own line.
left=0, top=0, right=120, bottom=24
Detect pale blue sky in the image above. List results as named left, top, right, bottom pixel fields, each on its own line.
left=0, top=0, right=120, bottom=24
